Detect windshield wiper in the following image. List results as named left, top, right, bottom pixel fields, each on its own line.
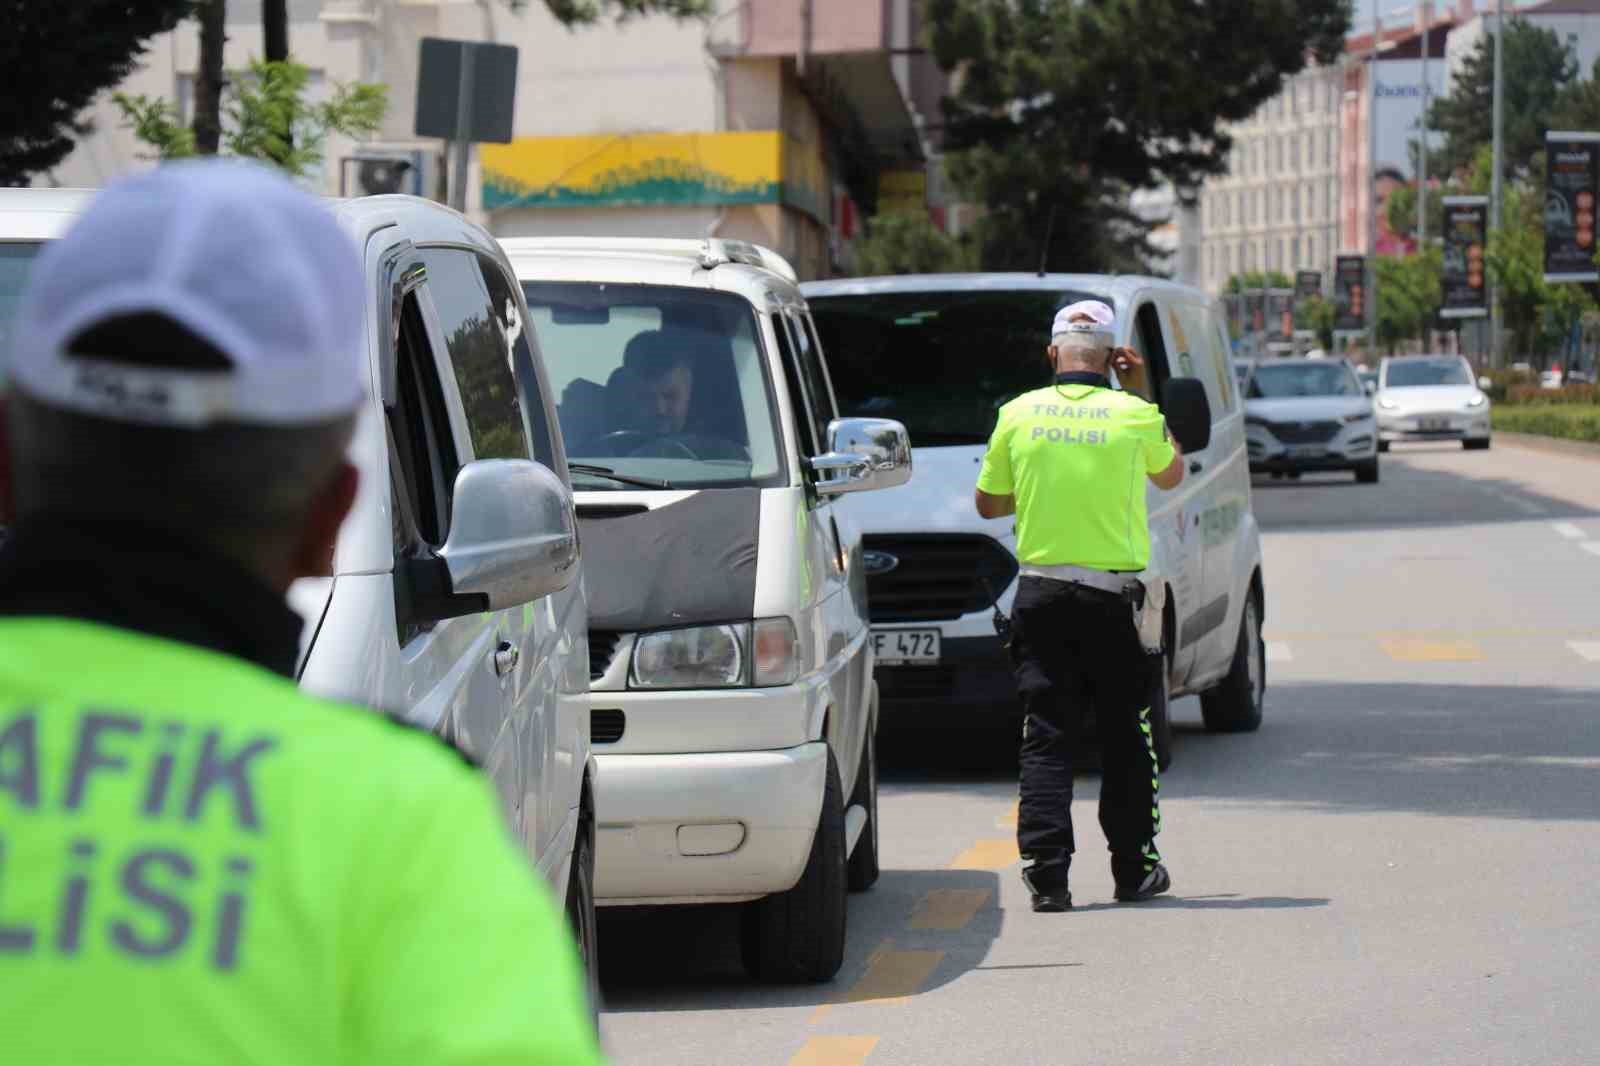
left=568, top=463, right=675, bottom=490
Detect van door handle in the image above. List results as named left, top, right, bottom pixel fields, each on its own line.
left=493, top=640, right=519, bottom=677
left=1189, top=461, right=1203, bottom=474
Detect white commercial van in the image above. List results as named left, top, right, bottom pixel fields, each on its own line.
left=0, top=191, right=600, bottom=1004
left=803, top=274, right=1267, bottom=765
left=502, top=237, right=911, bottom=983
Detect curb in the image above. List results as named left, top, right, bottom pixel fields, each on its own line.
left=1494, top=430, right=1600, bottom=460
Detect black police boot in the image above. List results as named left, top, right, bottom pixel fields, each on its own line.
left=1113, top=861, right=1172, bottom=903
left=1021, top=857, right=1072, bottom=913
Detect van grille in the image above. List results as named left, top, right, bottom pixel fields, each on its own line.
left=589, top=631, right=622, bottom=681
left=1263, top=419, right=1340, bottom=444
left=591, top=709, right=626, bottom=744
left=862, top=534, right=1018, bottom=623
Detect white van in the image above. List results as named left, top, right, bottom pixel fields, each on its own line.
left=0, top=191, right=600, bottom=1001
left=502, top=237, right=911, bottom=983
left=803, top=274, right=1268, bottom=764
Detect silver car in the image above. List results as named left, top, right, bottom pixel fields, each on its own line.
left=1375, top=354, right=1492, bottom=451
left=1245, top=357, right=1380, bottom=483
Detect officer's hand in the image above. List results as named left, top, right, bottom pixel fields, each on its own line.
left=1110, top=347, right=1144, bottom=376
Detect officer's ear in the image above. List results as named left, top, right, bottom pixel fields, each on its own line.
left=288, top=460, right=359, bottom=582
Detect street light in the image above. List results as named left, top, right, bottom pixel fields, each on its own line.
left=1490, top=0, right=1506, bottom=367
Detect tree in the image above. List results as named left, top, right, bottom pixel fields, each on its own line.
left=115, top=59, right=385, bottom=178
left=1224, top=272, right=1293, bottom=293
left=1483, top=182, right=1597, bottom=365
left=851, top=213, right=979, bottom=276
left=924, top=0, right=1350, bottom=273
left=1427, top=18, right=1577, bottom=183
left=0, top=1, right=192, bottom=184
left=193, top=0, right=227, bottom=154
left=1374, top=248, right=1441, bottom=351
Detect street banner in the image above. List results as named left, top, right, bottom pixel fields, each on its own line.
left=1334, top=255, right=1365, bottom=331
left=1267, top=288, right=1294, bottom=341
left=1244, top=289, right=1266, bottom=335
left=1292, top=270, right=1322, bottom=330
left=1544, top=131, right=1600, bottom=283
left=1440, top=195, right=1488, bottom=318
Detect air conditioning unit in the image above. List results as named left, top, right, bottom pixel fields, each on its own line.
left=339, top=147, right=445, bottom=201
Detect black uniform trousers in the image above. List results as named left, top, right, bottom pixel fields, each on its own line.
left=1010, top=575, right=1162, bottom=887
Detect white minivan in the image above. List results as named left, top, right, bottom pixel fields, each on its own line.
left=502, top=237, right=911, bottom=983
left=0, top=191, right=600, bottom=1000
left=803, top=274, right=1268, bottom=764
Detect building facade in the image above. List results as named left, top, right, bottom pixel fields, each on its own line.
left=40, top=0, right=942, bottom=281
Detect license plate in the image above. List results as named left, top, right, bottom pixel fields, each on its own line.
left=1286, top=445, right=1325, bottom=458
left=1418, top=417, right=1450, bottom=431
left=872, top=628, right=941, bottom=665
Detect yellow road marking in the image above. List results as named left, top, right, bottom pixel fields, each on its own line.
left=1381, top=639, right=1483, bottom=662
left=788, top=1035, right=880, bottom=1066
left=950, top=838, right=1020, bottom=870
left=809, top=942, right=944, bottom=1022
left=996, top=801, right=1019, bottom=828
left=909, top=888, right=993, bottom=931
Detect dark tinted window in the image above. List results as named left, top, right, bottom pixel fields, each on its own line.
left=808, top=288, right=1107, bottom=446
left=1384, top=358, right=1471, bottom=388
left=0, top=242, right=45, bottom=386
left=420, top=247, right=531, bottom=463
left=1248, top=361, right=1362, bottom=398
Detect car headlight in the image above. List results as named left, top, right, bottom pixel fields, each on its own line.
left=1377, top=397, right=1399, bottom=410
left=629, top=618, right=802, bottom=689
left=632, top=624, right=744, bottom=688
left=1343, top=411, right=1374, bottom=424
left=1467, top=393, right=1487, bottom=408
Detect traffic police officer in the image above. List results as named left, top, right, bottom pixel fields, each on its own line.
left=975, top=299, right=1185, bottom=912
left=0, top=162, right=604, bottom=1063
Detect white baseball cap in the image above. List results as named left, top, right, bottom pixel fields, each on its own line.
left=9, top=160, right=366, bottom=428
left=1050, top=299, right=1117, bottom=349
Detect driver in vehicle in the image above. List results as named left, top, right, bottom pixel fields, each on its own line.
left=624, top=330, right=695, bottom=434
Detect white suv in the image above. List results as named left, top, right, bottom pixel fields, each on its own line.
left=502, top=237, right=910, bottom=983
left=804, top=274, right=1268, bottom=762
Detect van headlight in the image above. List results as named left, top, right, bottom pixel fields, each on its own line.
left=629, top=618, right=802, bottom=689
left=632, top=624, right=744, bottom=688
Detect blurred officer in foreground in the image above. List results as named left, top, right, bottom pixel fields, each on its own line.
left=974, top=300, right=1184, bottom=912
left=0, top=161, right=603, bottom=1064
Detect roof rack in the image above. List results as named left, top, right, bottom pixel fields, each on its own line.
left=497, top=236, right=798, bottom=284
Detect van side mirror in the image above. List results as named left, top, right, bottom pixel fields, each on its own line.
left=403, top=459, right=579, bottom=623
left=1161, top=378, right=1213, bottom=453
left=811, top=417, right=913, bottom=496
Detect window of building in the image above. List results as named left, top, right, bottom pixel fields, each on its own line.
left=1308, top=234, right=1317, bottom=270
left=1290, top=236, right=1301, bottom=266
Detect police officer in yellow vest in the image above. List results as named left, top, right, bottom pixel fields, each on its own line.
left=0, top=162, right=603, bottom=1063
left=975, top=300, right=1185, bottom=912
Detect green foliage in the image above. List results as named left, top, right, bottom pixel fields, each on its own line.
left=1482, top=183, right=1597, bottom=363
left=0, top=1, right=193, bottom=184
left=1505, top=383, right=1596, bottom=406
left=850, top=213, right=979, bottom=276
left=923, top=0, right=1350, bottom=272
left=505, top=0, right=711, bottom=21
left=1478, top=367, right=1535, bottom=402
left=1300, top=295, right=1336, bottom=350
left=116, top=60, right=387, bottom=178
left=1223, top=271, right=1293, bottom=293
left=1427, top=18, right=1578, bottom=182
left=1492, top=404, right=1600, bottom=443
left=1374, top=248, right=1441, bottom=351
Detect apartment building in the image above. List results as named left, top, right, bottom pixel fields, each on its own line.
left=1196, top=63, right=1344, bottom=295
left=40, top=0, right=943, bottom=281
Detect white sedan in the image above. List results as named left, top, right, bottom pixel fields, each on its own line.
left=1375, top=354, right=1492, bottom=451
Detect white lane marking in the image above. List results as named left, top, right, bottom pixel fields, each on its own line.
left=1582, top=542, right=1600, bottom=558
left=1266, top=642, right=1294, bottom=663
left=1570, top=642, right=1600, bottom=662
left=1553, top=522, right=1586, bottom=540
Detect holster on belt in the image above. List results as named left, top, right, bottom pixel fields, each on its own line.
left=1123, top=577, right=1166, bottom=654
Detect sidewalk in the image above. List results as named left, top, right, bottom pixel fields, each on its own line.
left=1495, top=431, right=1600, bottom=461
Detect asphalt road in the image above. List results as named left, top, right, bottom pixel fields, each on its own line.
left=594, top=439, right=1600, bottom=1066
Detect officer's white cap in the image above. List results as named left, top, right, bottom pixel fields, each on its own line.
left=1051, top=300, right=1116, bottom=348
left=9, top=159, right=365, bottom=428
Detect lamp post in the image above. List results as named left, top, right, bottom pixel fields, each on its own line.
left=1367, top=0, right=1381, bottom=356
left=1418, top=3, right=1429, bottom=247
left=1490, top=0, right=1506, bottom=366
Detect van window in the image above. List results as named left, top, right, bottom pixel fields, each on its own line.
left=1131, top=302, right=1174, bottom=406
left=522, top=282, right=785, bottom=490
left=771, top=312, right=820, bottom=457
left=1170, top=302, right=1235, bottom=418
left=0, top=242, right=44, bottom=387
left=389, top=290, right=458, bottom=549
left=479, top=253, right=560, bottom=472
left=419, top=248, right=532, bottom=464
left=1211, top=313, right=1239, bottom=414
left=790, top=310, right=838, bottom=450
left=807, top=288, right=1109, bottom=447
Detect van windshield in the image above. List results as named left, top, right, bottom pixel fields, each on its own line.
left=0, top=242, right=46, bottom=386
left=807, top=288, right=1110, bottom=446
left=521, top=282, right=786, bottom=490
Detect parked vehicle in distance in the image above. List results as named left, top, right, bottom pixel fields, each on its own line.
left=1375, top=354, right=1492, bottom=451
left=1541, top=366, right=1566, bottom=389
left=503, top=236, right=910, bottom=984
left=0, top=190, right=601, bottom=1005
left=1245, top=357, right=1379, bottom=483
left=803, top=273, right=1267, bottom=765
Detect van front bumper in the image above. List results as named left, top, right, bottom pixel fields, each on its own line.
left=876, top=634, right=1021, bottom=729
left=592, top=742, right=826, bottom=904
